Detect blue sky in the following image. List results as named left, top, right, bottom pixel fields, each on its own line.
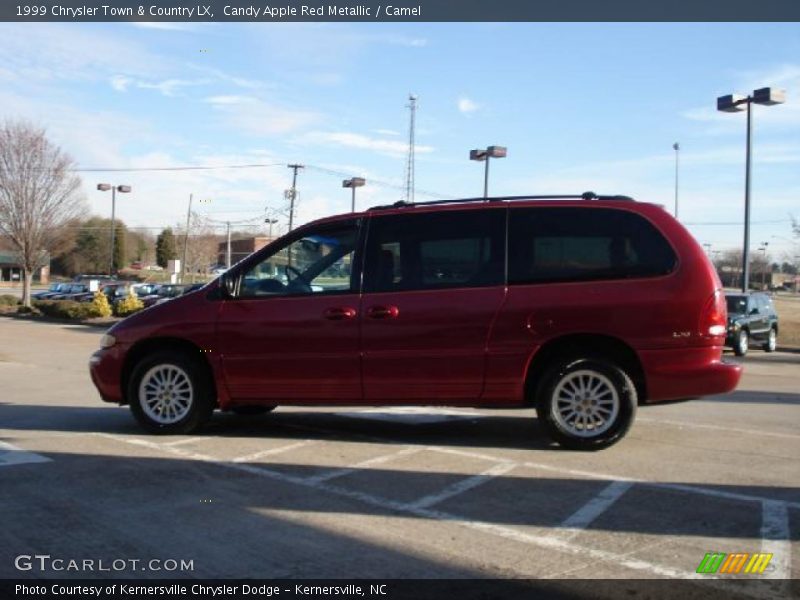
left=1, top=22, right=799, bottom=261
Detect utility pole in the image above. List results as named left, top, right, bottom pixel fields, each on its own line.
left=181, top=193, right=193, bottom=283
left=287, top=164, right=304, bottom=232
left=225, top=221, right=232, bottom=269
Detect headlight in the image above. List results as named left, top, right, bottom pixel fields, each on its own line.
left=99, top=334, right=116, bottom=349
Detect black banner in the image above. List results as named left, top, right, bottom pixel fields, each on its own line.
left=2, top=579, right=796, bottom=600
left=2, top=0, right=800, bottom=22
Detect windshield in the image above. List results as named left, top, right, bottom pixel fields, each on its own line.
left=726, top=295, right=747, bottom=315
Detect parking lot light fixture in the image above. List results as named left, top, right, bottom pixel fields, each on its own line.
left=470, top=145, right=507, bottom=199
left=342, top=177, right=366, bottom=212
left=716, top=87, right=785, bottom=292
left=97, top=184, right=131, bottom=276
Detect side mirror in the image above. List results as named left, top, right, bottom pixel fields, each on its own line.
left=749, top=307, right=759, bottom=315
left=220, top=272, right=236, bottom=298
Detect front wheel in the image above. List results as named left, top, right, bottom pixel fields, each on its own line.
left=128, top=351, right=214, bottom=434
left=535, top=358, right=637, bottom=450
left=763, top=328, right=777, bottom=353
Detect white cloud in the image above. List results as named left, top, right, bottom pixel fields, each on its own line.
left=373, top=129, right=401, bottom=137
left=131, top=22, right=195, bottom=32
left=204, top=95, right=257, bottom=105
left=208, top=98, right=320, bottom=136
left=458, top=97, right=480, bottom=114
left=302, top=132, right=434, bottom=157
left=110, top=75, right=132, bottom=92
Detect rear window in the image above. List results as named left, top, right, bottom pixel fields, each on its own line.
left=508, top=207, right=677, bottom=284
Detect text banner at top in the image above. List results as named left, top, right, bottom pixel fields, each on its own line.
left=3, top=0, right=800, bottom=22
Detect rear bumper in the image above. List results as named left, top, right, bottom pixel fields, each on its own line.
left=639, top=346, right=742, bottom=403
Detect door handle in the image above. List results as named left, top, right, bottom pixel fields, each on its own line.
left=323, top=307, right=357, bottom=320
left=367, top=305, right=400, bottom=319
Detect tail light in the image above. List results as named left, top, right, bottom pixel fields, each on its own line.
left=699, top=289, right=727, bottom=338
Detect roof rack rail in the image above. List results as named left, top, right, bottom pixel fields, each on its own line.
left=368, top=192, right=635, bottom=211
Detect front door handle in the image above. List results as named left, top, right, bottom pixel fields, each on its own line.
left=367, top=305, right=400, bottom=319
left=323, top=307, right=357, bottom=320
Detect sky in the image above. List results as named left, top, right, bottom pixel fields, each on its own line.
left=0, top=21, right=799, bottom=263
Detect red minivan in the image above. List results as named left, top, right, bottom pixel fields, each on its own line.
left=89, top=194, right=741, bottom=449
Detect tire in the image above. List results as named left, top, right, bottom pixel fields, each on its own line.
left=230, top=405, right=276, bottom=416
left=733, top=329, right=749, bottom=357
left=762, top=328, right=777, bottom=353
left=128, top=351, right=214, bottom=434
left=535, top=358, right=637, bottom=451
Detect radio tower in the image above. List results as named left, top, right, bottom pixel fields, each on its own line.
left=403, top=94, right=417, bottom=203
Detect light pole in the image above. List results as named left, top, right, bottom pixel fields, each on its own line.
left=469, top=145, right=507, bottom=199
left=717, top=87, right=785, bottom=292
left=672, top=142, right=680, bottom=219
left=265, top=218, right=278, bottom=239
left=758, top=242, right=769, bottom=290
left=342, top=177, right=366, bottom=212
left=97, top=183, right=131, bottom=276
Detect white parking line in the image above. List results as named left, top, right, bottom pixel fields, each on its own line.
left=430, top=446, right=800, bottom=510
left=305, top=446, right=422, bottom=484
left=162, top=437, right=206, bottom=447
left=0, top=441, right=52, bottom=467
left=761, top=501, right=791, bottom=581
left=406, top=462, right=516, bottom=510
left=92, top=433, right=789, bottom=592
left=231, top=440, right=316, bottom=463
left=637, top=417, right=800, bottom=441
left=557, top=480, right=634, bottom=539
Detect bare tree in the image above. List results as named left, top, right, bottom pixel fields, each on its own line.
left=0, top=121, right=86, bottom=306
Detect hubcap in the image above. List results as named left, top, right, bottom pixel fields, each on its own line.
left=552, top=370, right=620, bottom=438
left=139, top=364, right=193, bottom=425
left=769, top=330, right=776, bottom=350
left=739, top=331, right=748, bottom=353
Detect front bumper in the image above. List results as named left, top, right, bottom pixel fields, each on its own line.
left=89, top=345, right=126, bottom=404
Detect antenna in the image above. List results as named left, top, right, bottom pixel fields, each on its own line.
left=403, top=94, right=417, bottom=203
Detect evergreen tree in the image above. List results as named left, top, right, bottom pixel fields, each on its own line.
left=156, top=228, right=177, bottom=268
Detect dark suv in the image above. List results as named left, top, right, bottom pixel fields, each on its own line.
left=90, top=193, right=741, bottom=450
left=725, top=292, right=779, bottom=356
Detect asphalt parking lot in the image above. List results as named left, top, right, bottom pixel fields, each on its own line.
left=0, top=317, right=797, bottom=597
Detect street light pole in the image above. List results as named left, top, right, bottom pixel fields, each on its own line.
left=181, top=193, right=193, bottom=284
left=469, top=146, right=507, bottom=200
left=673, top=142, right=680, bottom=219
left=287, top=164, right=304, bottom=233
left=342, top=177, right=366, bottom=212
left=717, top=87, right=785, bottom=292
left=97, top=183, right=131, bottom=276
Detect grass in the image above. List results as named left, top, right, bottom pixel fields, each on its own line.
left=773, top=294, right=800, bottom=349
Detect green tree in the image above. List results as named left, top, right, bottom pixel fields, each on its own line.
left=156, top=227, right=177, bottom=268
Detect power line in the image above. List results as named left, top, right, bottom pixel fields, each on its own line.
left=68, top=163, right=285, bottom=173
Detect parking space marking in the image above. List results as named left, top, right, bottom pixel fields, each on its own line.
left=306, top=446, right=422, bottom=484
left=92, top=432, right=788, bottom=593
left=231, top=440, right=317, bottom=463
left=761, top=500, right=791, bottom=581
left=430, top=446, right=800, bottom=510
left=407, top=462, right=516, bottom=510
left=637, top=417, right=800, bottom=441
left=557, top=480, right=635, bottom=539
left=0, top=441, right=52, bottom=468
left=162, top=437, right=207, bottom=447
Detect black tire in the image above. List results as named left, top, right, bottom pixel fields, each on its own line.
left=762, top=328, right=777, bottom=353
left=128, top=351, right=214, bottom=434
left=230, top=405, right=276, bottom=416
left=733, top=329, right=749, bottom=357
left=535, top=358, right=637, bottom=451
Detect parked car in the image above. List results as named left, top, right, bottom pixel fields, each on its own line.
left=725, top=292, right=779, bottom=356
left=33, top=282, right=71, bottom=300
left=90, top=193, right=741, bottom=449
left=49, top=283, right=90, bottom=300
left=75, top=282, right=125, bottom=303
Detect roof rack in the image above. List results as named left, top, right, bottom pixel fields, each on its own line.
left=368, top=191, right=635, bottom=211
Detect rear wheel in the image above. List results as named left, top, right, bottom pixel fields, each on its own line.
left=535, top=358, right=637, bottom=450
left=734, top=330, right=749, bottom=357
left=762, top=328, right=777, bottom=353
left=128, top=351, right=214, bottom=434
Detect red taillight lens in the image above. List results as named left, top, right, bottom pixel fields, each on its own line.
left=700, top=289, right=727, bottom=337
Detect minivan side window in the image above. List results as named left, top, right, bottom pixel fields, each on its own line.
left=364, top=209, right=505, bottom=293
left=239, top=221, right=359, bottom=298
left=508, top=207, right=676, bottom=284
